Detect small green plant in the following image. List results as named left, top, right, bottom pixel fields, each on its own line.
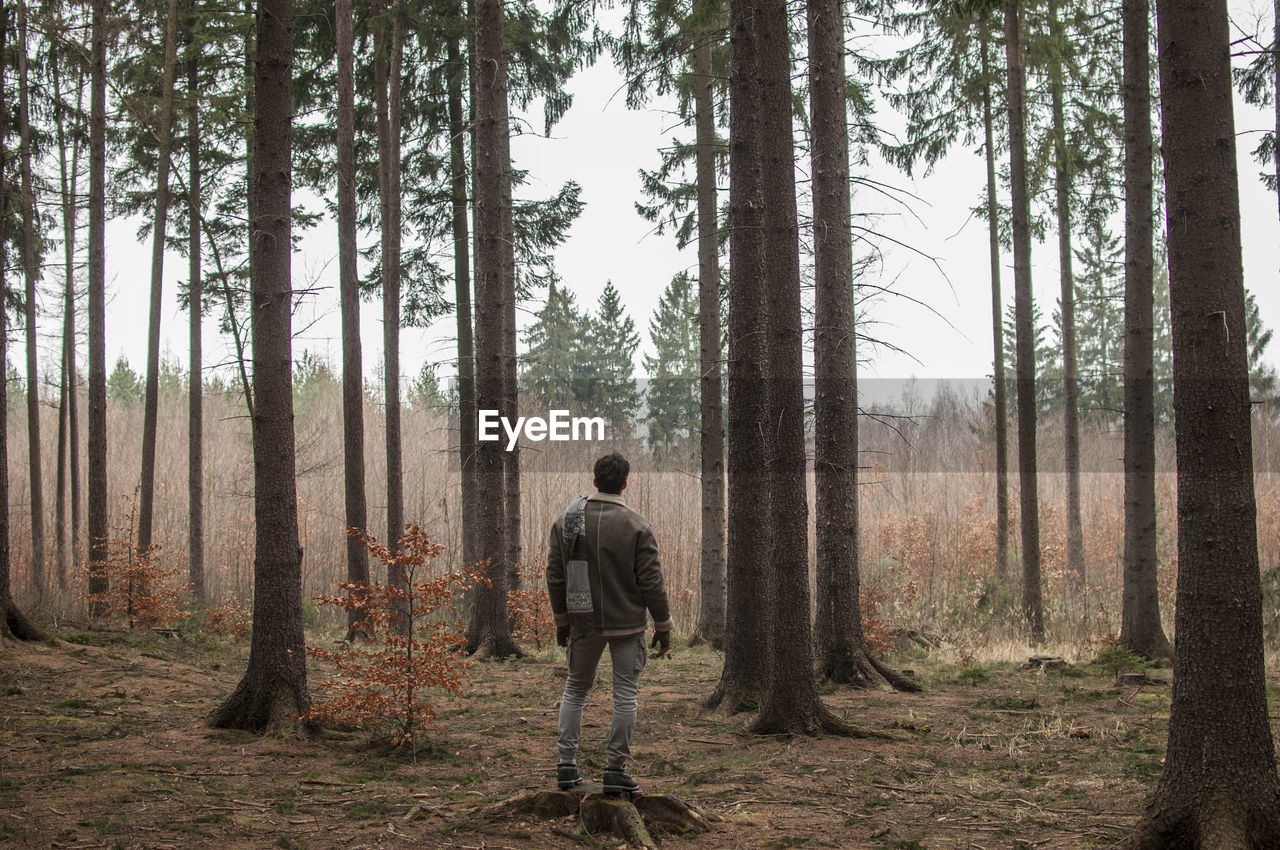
left=956, top=665, right=990, bottom=685
left=1092, top=644, right=1152, bottom=676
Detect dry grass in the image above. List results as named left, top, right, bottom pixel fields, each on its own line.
left=5, top=377, right=1279, bottom=658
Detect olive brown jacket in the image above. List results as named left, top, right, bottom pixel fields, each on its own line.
left=546, top=492, right=674, bottom=638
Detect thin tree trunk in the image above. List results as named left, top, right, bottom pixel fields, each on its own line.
left=53, top=54, right=77, bottom=592
left=375, top=0, right=406, bottom=597
left=748, top=0, right=848, bottom=736
left=87, top=0, right=109, bottom=607
left=1125, top=0, right=1280, bottom=841
left=467, top=0, right=520, bottom=659
left=17, top=0, right=46, bottom=598
left=209, top=0, right=311, bottom=732
left=337, top=0, right=369, bottom=638
left=1275, top=0, right=1279, bottom=228
left=204, top=223, right=254, bottom=420
left=1048, top=0, right=1085, bottom=590
left=980, top=17, right=1010, bottom=585
left=1004, top=0, right=1043, bottom=643
left=447, top=33, right=478, bottom=576
left=705, top=0, right=767, bottom=715
left=1119, top=0, right=1171, bottom=661
left=501, top=50, right=520, bottom=597
left=0, top=6, right=44, bottom=641
left=187, top=11, right=205, bottom=604
left=808, top=0, right=917, bottom=693
left=689, top=10, right=726, bottom=651
left=137, top=0, right=182, bottom=555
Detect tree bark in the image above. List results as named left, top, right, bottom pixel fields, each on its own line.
left=0, top=7, right=44, bottom=642
left=808, top=0, right=916, bottom=693
left=209, top=0, right=311, bottom=732
left=979, top=17, right=1009, bottom=584
left=467, top=0, right=521, bottom=659
left=448, top=33, right=478, bottom=576
left=375, top=0, right=407, bottom=603
left=87, top=0, right=109, bottom=607
left=336, top=0, right=369, bottom=638
left=53, top=56, right=83, bottom=593
left=17, top=0, right=46, bottom=598
left=1004, top=0, right=1043, bottom=643
left=1125, top=0, right=1280, bottom=842
left=1048, top=0, right=1085, bottom=589
left=1119, top=0, right=1171, bottom=661
left=689, top=9, right=726, bottom=651
left=187, top=11, right=205, bottom=604
left=137, top=0, right=182, bottom=555
left=746, top=0, right=846, bottom=736
left=705, top=0, right=767, bottom=715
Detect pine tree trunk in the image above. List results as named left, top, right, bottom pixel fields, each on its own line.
left=209, top=0, right=311, bottom=732
left=448, top=33, right=478, bottom=576
left=690, top=11, right=726, bottom=650
left=808, top=0, right=915, bottom=693
left=17, top=1, right=46, bottom=598
left=1119, top=0, right=1171, bottom=661
left=980, top=18, right=1009, bottom=584
left=0, top=9, right=43, bottom=641
left=746, top=0, right=845, bottom=736
left=87, top=0, right=109, bottom=607
left=1004, top=0, right=1043, bottom=643
left=187, top=18, right=205, bottom=604
left=501, top=70, right=521, bottom=597
left=1048, top=0, right=1085, bottom=590
left=1125, top=0, right=1280, bottom=841
left=706, top=0, right=767, bottom=715
left=375, top=1, right=406, bottom=597
left=336, top=0, right=369, bottom=638
left=137, top=0, right=182, bottom=555
left=467, top=0, right=520, bottom=659
left=54, top=55, right=78, bottom=592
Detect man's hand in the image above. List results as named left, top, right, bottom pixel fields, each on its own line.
left=557, top=624, right=571, bottom=647
left=650, top=630, right=671, bottom=658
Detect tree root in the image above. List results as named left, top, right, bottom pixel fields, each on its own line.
left=208, top=672, right=313, bottom=734
left=467, top=633, right=524, bottom=661
left=2, top=599, right=46, bottom=642
left=1122, top=790, right=1280, bottom=849
left=702, top=680, right=758, bottom=715
left=819, top=648, right=922, bottom=693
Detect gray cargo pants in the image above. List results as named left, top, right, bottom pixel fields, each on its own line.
left=556, top=631, right=648, bottom=769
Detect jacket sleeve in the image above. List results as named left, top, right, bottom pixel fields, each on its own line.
left=634, top=523, right=673, bottom=631
left=546, top=519, right=568, bottom=626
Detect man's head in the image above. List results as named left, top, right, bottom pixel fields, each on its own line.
left=593, top=452, right=630, bottom=495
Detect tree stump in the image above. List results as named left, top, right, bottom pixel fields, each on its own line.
left=476, top=787, right=713, bottom=846
left=579, top=794, right=656, bottom=848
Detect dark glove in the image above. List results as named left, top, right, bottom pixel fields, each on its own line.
left=650, top=630, right=671, bottom=658
left=557, top=624, right=571, bottom=647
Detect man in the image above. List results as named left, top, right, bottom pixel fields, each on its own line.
left=546, top=452, right=673, bottom=795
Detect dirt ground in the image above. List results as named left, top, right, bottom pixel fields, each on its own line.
left=0, top=628, right=1221, bottom=849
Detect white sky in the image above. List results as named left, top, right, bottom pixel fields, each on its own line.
left=80, top=6, right=1280, bottom=400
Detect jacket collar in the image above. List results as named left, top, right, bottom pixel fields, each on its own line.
left=588, top=491, right=627, bottom=506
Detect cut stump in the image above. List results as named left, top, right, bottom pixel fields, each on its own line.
left=477, top=787, right=713, bottom=847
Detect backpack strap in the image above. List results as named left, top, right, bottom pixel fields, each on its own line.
left=561, top=496, right=592, bottom=615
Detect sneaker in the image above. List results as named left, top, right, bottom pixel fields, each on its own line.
left=557, top=763, right=583, bottom=791
left=602, top=769, right=640, bottom=795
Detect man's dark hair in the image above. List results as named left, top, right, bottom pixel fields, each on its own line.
left=594, top=453, right=630, bottom=494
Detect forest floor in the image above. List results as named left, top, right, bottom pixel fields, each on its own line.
left=0, top=627, right=1227, bottom=849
